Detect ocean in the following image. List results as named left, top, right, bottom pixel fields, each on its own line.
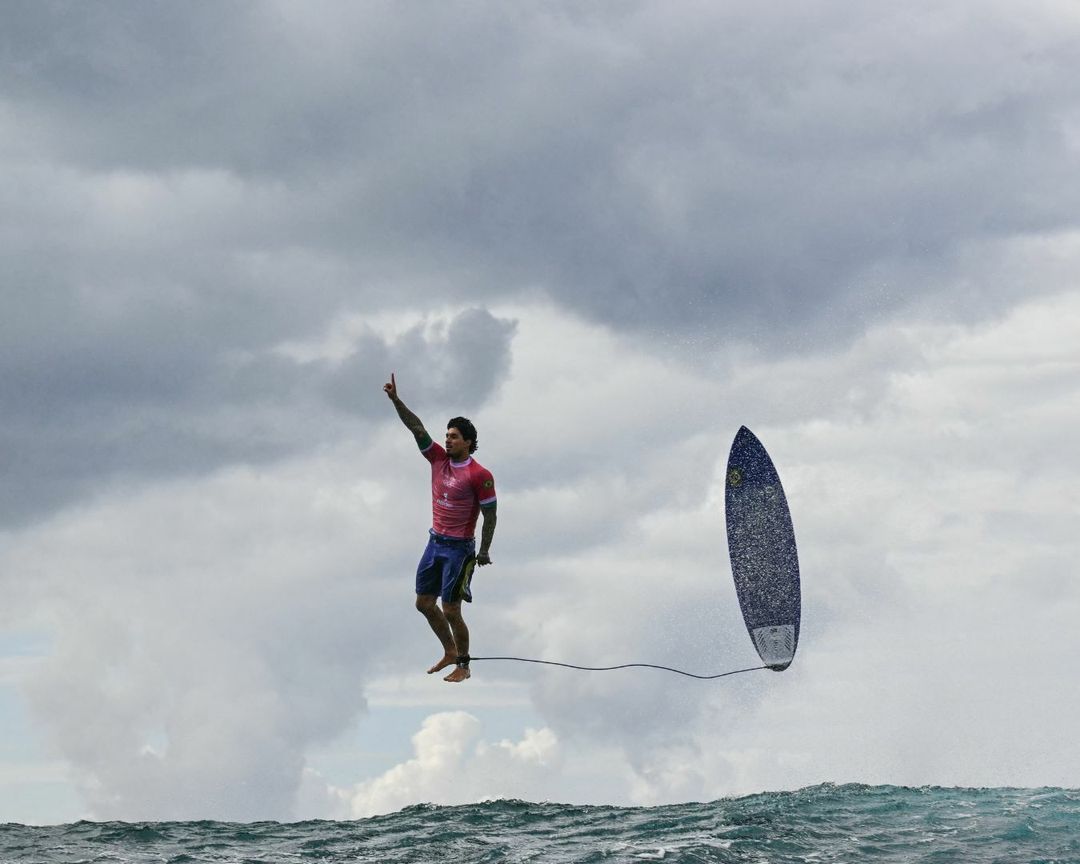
left=2, top=784, right=1078, bottom=863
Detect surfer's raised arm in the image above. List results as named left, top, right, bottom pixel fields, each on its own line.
left=383, top=373, right=428, bottom=442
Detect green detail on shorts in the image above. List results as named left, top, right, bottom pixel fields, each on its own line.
left=417, top=432, right=433, bottom=451
left=453, top=556, right=476, bottom=603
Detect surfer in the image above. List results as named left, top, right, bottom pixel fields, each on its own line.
left=383, top=373, right=498, bottom=683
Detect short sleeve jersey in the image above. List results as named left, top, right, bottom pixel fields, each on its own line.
left=418, top=435, right=497, bottom=539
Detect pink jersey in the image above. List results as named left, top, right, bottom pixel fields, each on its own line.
left=420, top=439, right=497, bottom=538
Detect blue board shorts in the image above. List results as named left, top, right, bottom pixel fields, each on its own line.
left=416, top=530, right=476, bottom=604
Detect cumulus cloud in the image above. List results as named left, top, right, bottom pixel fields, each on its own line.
left=4, top=445, right=427, bottom=821
left=4, top=0, right=1080, bottom=824
left=499, top=288, right=1080, bottom=796
left=4, top=283, right=1079, bottom=820
left=338, top=712, right=561, bottom=818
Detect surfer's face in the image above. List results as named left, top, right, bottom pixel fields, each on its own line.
left=445, top=428, right=472, bottom=460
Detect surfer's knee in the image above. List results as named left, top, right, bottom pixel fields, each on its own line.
left=415, top=594, right=438, bottom=615
left=442, top=602, right=463, bottom=623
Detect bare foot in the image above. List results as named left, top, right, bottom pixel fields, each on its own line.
left=444, top=665, right=471, bottom=683
left=427, top=653, right=457, bottom=674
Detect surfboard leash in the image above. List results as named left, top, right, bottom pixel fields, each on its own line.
left=466, top=656, right=769, bottom=680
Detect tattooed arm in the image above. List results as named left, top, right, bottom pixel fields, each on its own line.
left=383, top=373, right=429, bottom=442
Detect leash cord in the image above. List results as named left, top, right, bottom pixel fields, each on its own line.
left=467, top=656, right=768, bottom=680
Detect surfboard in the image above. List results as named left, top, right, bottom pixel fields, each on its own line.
left=725, top=426, right=801, bottom=671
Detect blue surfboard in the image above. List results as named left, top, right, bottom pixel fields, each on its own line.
left=725, top=426, right=801, bottom=671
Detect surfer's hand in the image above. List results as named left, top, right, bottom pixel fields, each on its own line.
left=476, top=551, right=492, bottom=566
left=383, top=372, right=398, bottom=401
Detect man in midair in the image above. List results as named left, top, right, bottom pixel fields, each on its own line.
left=383, top=373, right=497, bottom=683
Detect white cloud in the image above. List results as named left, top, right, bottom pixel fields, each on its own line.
left=4, top=279, right=1079, bottom=821
left=457, top=285, right=1080, bottom=799
left=339, top=712, right=562, bottom=818
left=4, top=0, right=1080, bottom=821
left=3, top=449, right=417, bottom=821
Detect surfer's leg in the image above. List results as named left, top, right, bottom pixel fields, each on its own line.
left=441, top=601, right=470, bottom=682
left=416, top=594, right=457, bottom=673
left=416, top=539, right=458, bottom=673
left=441, top=601, right=469, bottom=659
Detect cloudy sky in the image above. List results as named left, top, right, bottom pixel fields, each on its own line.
left=3, top=0, right=1079, bottom=825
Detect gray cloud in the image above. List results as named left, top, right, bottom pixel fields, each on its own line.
left=4, top=2, right=1080, bottom=819
left=0, top=303, right=515, bottom=527
left=323, top=308, right=518, bottom=418
left=5, top=1, right=1079, bottom=531
left=6, top=2, right=1078, bottom=341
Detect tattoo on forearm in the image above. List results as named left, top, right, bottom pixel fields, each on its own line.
left=393, top=399, right=426, bottom=437
left=480, top=510, right=496, bottom=552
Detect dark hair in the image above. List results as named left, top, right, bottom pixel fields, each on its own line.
left=447, top=416, right=478, bottom=454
